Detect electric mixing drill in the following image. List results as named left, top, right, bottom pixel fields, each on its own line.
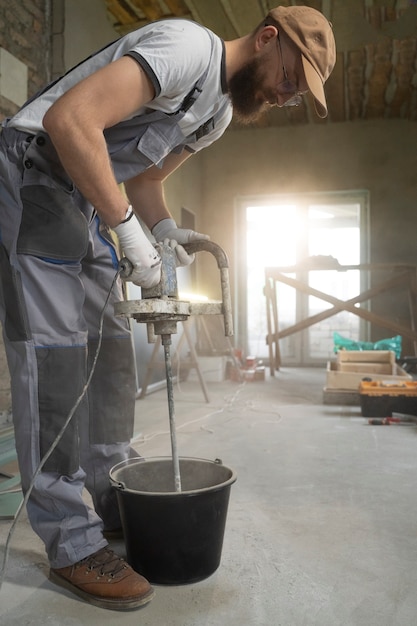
left=116, top=240, right=234, bottom=492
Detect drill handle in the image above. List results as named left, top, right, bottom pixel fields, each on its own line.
left=183, top=241, right=233, bottom=337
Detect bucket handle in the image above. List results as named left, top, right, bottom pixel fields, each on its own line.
left=109, top=456, right=145, bottom=490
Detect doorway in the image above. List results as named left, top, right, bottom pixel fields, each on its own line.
left=235, top=191, right=370, bottom=365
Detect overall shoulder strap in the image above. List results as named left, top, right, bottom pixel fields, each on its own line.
left=174, top=29, right=216, bottom=114
left=185, top=97, right=230, bottom=144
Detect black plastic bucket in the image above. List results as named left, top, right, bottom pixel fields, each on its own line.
left=109, top=457, right=237, bottom=585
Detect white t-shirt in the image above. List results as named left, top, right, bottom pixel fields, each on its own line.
left=9, top=19, right=232, bottom=153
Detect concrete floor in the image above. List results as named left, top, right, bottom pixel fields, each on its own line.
left=1, top=366, right=417, bottom=625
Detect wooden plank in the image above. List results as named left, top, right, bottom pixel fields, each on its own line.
left=105, top=0, right=138, bottom=25
left=128, top=0, right=163, bottom=21
left=270, top=271, right=417, bottom=344
left=273, top=271, right=411, bottom=340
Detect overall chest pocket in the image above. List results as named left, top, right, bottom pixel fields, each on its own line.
left=107, top=115, right=186, bottom=181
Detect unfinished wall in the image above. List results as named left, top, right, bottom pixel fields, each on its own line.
left=0, top=0, right=53, bottom=419
left=0, top=0, right=50, bottom=119
left=193, top=119, right=417, bottom=351
left=64, top=0, right=116, bottom=69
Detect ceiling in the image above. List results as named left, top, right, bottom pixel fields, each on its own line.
left=102, top=0, right=417, bottom=127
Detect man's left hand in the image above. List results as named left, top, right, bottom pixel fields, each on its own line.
left=152, top=218, right=210, bottom=267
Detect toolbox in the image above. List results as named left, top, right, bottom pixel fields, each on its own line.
left=359, top=380, right=417, bottom=417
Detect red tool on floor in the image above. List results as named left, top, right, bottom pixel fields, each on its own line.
left=368, top=417, right=402, bottom=425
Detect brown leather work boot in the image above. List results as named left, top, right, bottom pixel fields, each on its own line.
left=49, top=546, right=154, bottom=611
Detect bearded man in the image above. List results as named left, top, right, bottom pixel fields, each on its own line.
left=0, top=5, right=335, bottom=611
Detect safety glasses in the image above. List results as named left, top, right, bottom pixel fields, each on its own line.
left=276, top=32, right=305, bottom=107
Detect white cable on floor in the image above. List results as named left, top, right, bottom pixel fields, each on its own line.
left=0, top=267, right=122, bottom=593
left=132, top=381, right=247, bottom=445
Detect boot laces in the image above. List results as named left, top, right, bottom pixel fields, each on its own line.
left=79, top=547, right=127, bottom=578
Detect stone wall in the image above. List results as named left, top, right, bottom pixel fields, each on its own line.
left=0, top=0, right=54, bottom=119
left=0, top=0, right=55, bottom=420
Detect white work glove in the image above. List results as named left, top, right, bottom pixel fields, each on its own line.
left=114, top=212, right=161, bottom=288
left=151, top=218, right=210, bottom=267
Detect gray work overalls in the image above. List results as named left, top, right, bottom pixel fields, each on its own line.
left=0, top=35, right=227, bottom=567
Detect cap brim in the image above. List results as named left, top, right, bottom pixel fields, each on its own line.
left=301, top=56, right=328, bottom=118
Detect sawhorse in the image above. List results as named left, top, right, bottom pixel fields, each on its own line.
left=139, top=319, right=211, bottom=403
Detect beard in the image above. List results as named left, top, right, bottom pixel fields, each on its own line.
left=228, top=57, right=271, bottom=125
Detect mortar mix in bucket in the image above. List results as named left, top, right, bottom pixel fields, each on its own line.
left=113, top=241, right=237, bottom=584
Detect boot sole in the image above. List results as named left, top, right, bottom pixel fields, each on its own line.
left=49, top=569, right=155, bottom=611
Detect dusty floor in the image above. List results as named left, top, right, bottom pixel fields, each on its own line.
left=1, top=367, right=417, bottom=625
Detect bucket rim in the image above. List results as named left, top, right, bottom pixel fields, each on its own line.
left=109, top=456, right=237, bottom=496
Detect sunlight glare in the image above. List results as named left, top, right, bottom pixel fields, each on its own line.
left=246, top=205, right=300, bottom=268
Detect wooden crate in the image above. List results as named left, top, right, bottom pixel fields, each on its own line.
left=326, top=351, right=411, bottom=391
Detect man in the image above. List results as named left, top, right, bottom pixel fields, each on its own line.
left=0, top=4, right=335, bottom=611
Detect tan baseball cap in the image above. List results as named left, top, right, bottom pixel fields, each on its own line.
left=268, top=5, right=336, bottom=118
